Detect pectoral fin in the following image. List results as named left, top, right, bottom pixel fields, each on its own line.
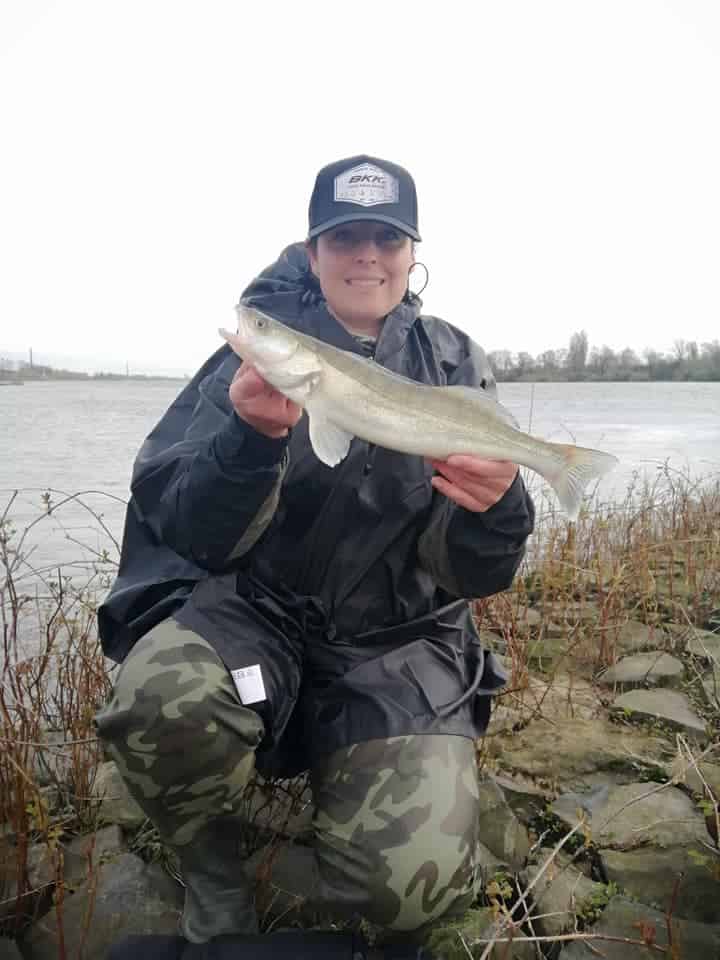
left=307, top=410, right=354, bottom=467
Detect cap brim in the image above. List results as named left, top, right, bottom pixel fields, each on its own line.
left=308, top=213, right=421, bottom=242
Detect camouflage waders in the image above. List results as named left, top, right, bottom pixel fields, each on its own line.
left=96, top=618, right=482, bottom=941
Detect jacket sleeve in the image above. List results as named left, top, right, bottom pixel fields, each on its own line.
left=131, top=365, right=289, bottom=571
left=417, top=335, right=535, bottom=598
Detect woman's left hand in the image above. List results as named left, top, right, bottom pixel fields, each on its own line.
left=427, top=456, right=518, bottom=513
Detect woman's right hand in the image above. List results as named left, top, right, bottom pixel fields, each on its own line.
left=229, top=363, right=303, bottom=439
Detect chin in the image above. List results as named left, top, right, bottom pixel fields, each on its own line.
left=341, top=297, right=395, bottom=324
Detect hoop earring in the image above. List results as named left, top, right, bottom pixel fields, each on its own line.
left=408, top=261, right=429, bottom=298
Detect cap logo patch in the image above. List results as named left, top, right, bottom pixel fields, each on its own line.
left=334, top=162, right=399, bottom=207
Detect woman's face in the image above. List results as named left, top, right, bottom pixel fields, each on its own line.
left=307, top=221, right=414, bottom=333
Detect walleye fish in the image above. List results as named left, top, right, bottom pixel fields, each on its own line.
left=220, top=305, right=618, bottom=521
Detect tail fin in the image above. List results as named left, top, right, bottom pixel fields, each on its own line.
left=542, top=443, right=619, bottom=521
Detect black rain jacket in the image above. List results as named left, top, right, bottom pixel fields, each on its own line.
left=98, top=244, right=535, bottom=775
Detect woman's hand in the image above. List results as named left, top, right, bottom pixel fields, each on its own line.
left=229, top=363, right=303, bottom=439
left=427, top=455, right=518, bottom=512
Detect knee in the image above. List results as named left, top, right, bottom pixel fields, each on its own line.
left=312, top=735, right=480, bottom=931
left=95, top=621, right=264, bottom=766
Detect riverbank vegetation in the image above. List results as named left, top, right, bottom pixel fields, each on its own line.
left=3, top=334, right=720, bottom=385
left=489, top=332, right=720, bottom=382
left=1, top=470, right=719, bottom=957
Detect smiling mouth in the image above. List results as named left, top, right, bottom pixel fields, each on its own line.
left=346, top=278, right=385, bottom=287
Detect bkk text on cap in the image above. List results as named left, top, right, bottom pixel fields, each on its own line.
left=308, top=155, right=421, bottom=242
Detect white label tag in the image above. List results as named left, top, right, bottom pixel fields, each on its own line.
left=334, top=162, right=398, bottom=207
left=231, top=664, right=266, bottom=705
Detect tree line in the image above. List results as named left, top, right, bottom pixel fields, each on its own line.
left=488, top=333, right=720, bottom=382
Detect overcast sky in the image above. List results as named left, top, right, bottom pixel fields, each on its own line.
left=1, top=0, right=718, bottom=375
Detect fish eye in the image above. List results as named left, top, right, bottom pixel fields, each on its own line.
left=255, top=317, right=266, bottom=329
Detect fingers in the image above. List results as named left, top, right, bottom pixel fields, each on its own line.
left=229, top=363, right=303, bottom=438
left=431, top=475, right=490, bottom=512
left=428, top=456, right=516, bottom=478
left=428, top=456, right=519, bottom=513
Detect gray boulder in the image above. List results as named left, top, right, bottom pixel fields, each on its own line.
left=560, top=896, right=720, bottom=958
left=597, top=651, right=683, bottom=689
left=477, top=778, right=530, bottom=870
left=94, top=760, right=147, bottom=829
left=611, top=688, right=707, bottom=740
left=20, top=852, right=182, bottom=960
left=552, top=782, right=719, bottom=922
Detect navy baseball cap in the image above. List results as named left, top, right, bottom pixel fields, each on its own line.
left=307, top=155, right=421, bottom=242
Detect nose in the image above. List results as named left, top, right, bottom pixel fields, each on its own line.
left=353, top=239, right=379, bottom=262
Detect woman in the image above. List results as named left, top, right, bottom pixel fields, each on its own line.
left=96, top=155, right=535, bottom=947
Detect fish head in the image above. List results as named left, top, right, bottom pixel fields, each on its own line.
left=220, top=305, right=322, bottom=399
left=230, top=304, right=300, bottom=371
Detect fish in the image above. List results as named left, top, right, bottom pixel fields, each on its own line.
left=219, top=305, right=619, bottom=521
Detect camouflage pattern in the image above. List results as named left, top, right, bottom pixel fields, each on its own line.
left=95, top=618, right=481, bottom=934
left=95, top=618, right=264, bottom=847
left=307, top=735, right=480, bottom=930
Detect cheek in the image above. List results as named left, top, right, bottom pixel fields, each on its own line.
left=387, top=255, right=413, bottom=296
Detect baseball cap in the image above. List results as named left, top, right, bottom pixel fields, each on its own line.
left=307, top=155, right=421, bottom=242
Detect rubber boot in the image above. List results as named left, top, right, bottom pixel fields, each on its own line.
left=175, top=818, right=258, bottom=943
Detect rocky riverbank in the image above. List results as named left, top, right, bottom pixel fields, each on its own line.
left=2, top=476, right=718, bottom=958
left=1, top=611, right=718, bottom=959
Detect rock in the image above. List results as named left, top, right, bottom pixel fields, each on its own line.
left=523, top=630, right=570, bottom=671
left=597, top=651, right=684, bottom=689
left=27, top=825, right=125, bottom=892
left=540, top=601, right=602, bottom=623
left=493, top=716, right=670, bottom=794
left=613, top=620, right=666, bottom=654
left=513, top=606, right=543, bottom=628
left=20, top=852, right=182, bottom=960
left=475, top=842, right=507, bottom=883
left=602, top=846, right=720, bottom=923
left=30, top=731, right=74, bottom=788
left=476, top=629, right=505, bottom=651
left=526, top=848, right=606, bottom=937
left=669, top=756, right=720, bottom=802
left=425, top=906, right=534, bottom=959
left=0, top=941, right=23, bottom=960
left=611, top=688, right=707, bottom=740
left=551, top=784, right=612, bottom=826
left=551, top=782, right=718, bottom=922
left=552, top=781, right=709, bottom=850
left=666, top=623, right=720, bottom=662
left=703, top=671, right=720, bottom=709
left=476, top=778, right=530, bottom=870
left=94, top=760, right=146, bottom=829
left=559, top=896, right=720, bottom=959
left=240, top=776, right=313, bottom=839
left=492, top=772, right=548, bottom=825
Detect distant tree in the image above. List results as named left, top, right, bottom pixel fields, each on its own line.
left=516, top=351, right=535, bottom=376
left=566, top=331, right=589, bottom=377
left=488, top=349, right=514, bottom=377
left=619, top=347, right=639, bottom=369
left=673, top=339, right=688, bottom=362
left=700, top=340, right=720, bottom=378
left=538, top=349, right=559, bottom=372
